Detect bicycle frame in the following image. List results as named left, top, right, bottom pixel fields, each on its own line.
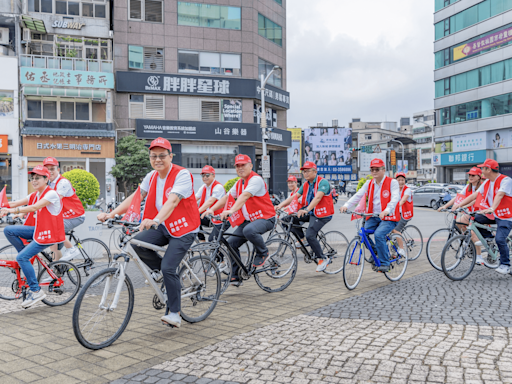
left=467, top=220, right=500, bottom=261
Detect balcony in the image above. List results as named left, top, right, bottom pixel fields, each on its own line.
left=413, top=127, right=433, bottom=134
left=20, top=55, right=113, bottom=73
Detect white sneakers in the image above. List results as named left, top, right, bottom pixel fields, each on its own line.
left=398, top=248, right=406, bottom=257
left=21, top=290, right=46, bottom=308
left=60, top=246, right=81, bottom=261
left=316, top=259, right=328, bottom=272
left=145, top=271, right=163, bottom=285
left=495, top=265, right=510, bottom=275
left=161, top=312, right=181, bottom=327
left=474, top=241, right=483, bottom=246
left=476, top=255, right=485, bottom=265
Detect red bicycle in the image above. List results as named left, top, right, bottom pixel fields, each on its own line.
left=0, top=245, right=81, bottom=306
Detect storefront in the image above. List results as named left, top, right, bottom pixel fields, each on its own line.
left=435, top=149, right=494, bottom=183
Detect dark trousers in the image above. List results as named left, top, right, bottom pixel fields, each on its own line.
left=287, top=214, right=332, bottom=260
left=198, top=217, right=220, bottom=242
left=475, top=214, right=512, bottom=266
left=131, top=225, right=196, bottom=313
left=228, top=218, right=275, bottom=278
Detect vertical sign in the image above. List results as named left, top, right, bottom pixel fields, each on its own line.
left=287, top=128, right=302, bottom=174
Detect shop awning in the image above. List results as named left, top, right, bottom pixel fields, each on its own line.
left=21, top=127, right=115, bottom=138
left=21, top=15, right=47, bottom=33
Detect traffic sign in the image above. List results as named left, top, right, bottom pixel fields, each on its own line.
left=390, top=150, right=396, bottom=166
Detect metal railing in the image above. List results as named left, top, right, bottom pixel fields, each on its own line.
left=20, top=54, right=113, bottom=73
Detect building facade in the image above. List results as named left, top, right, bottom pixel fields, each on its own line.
left=112, top=0, right=291, bottom=193
left=434, top=0, right=512, bottom=182
left=412, top=109, right=435, bottom=184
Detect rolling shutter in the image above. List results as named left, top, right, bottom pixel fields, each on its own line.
left=145, top=95, right=164, bottom=119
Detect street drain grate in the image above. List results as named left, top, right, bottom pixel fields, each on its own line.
left=478, top=335, right=494, bottom=340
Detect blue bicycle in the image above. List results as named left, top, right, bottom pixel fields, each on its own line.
left=343, top=212, right=409, bottom=290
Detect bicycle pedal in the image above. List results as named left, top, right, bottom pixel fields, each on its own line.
left=161, top=321, right=176, bottom=328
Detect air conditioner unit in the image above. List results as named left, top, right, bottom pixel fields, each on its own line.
left=0, top=28, right=9, bottom=45
left=23, top=29, right=31, bottom=41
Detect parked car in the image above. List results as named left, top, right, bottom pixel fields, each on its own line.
left=345, top=181, right=359, bottom=198
left=413, top=186, right=456, bottom=208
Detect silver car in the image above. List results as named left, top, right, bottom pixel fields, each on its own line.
left=413, top=186, right=456, bottom=208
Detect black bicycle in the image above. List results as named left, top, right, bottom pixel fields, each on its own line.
left=426, top=209, right=465, bottom=270
left=188, top=215, right=298, bottom=294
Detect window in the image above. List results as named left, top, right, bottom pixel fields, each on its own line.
left=258, top=58, right=282, bottom=88
left=435, top=0, right=457, bottom=12
left=178, top=97, right=242, bottom=122
left=129, top=95, right=164, bottom=119
left=29, top=0, right=53, bottom=13
left=26, top=98, right=96, bottom=121
left=129, top=0, right=163, bottom=22
left=254, top=104, right=277, bottom=127
left=178, top=50, right=241, bottom=76
left=29, top=0, right=107, bottom=18
left=182, top=145, right=237, bottom=169
left=258, top=14, right=282, bottom=46
left=82, top=2, right=106, bottom=18
left=177, top=2, right=240, bottom=30
left=128, top=46, right=164, bottom=71
left=274, top=0, right=282, bottom=4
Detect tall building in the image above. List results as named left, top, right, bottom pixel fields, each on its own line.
left=112, top=0, right=291, bottom=192
left=434, top=0, right=512, bottom=182
left=18, top=0, right=116, bottom=199
left=412, top=109, right=435, bottom=184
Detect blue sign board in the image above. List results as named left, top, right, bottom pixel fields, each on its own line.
left=466, top=110, right=478, bottom=120
left=317, top=165, right=352, bottom=174
left=21, top=67, right=114, bottom=89
left=440, top=150, right=487, bottom=165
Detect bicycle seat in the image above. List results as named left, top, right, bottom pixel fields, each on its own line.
left=66, top=230, right=74, bottom=235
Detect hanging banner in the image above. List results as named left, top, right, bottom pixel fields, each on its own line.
left=287, top=128, right=302, bottom=174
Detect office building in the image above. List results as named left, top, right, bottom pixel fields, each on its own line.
left=413, top=109, right=435, bottom=184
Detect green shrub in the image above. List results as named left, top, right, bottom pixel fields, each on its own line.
left=357, top=175, right=373, bottom=191
left=62, top=169, right=100, bottom=208
left=224, top=177, right=240, bottom=193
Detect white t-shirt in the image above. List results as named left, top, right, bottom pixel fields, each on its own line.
left=195, top=183, right=225, bottom=203
left=401, top=187, right=412, bottom=202
left=28, top=189, right=62, bottom=216
left=477, top=176, right=512, bottom=222
left=141, top=167, right=194, bottom=211
left=229, top=175, right=267, bottom=221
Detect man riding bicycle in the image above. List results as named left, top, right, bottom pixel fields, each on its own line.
left=340, top=158, right=400, bottom=272
left=196, top=165, right=225, bottom=242
left=453, top=159, right=512, bottom=274
left=276, top=161, right=335, bottom=272
left=98, top=137, right=200, bottom=327
left=203, top=154, right=275, bottom=285
left=43, top=157, right=85, bottom=261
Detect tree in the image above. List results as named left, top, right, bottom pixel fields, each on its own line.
left=224, top=177, right=240, bottom=193
left=357, top=175, right=373, bottom=191
left=62, top=169, right=100, bottom=208
left=110, top=135, right=152, bottom=195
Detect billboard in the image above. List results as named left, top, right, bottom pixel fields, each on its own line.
left=287, top=128, right=302, bottom=174
left=453, top=26, right=512, bottom=62
left=304, top=127, right=352, bottom=169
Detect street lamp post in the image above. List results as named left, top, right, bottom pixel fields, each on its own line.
left=260, top=65, right=280, bottom=184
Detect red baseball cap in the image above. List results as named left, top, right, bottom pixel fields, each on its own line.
left=395, top=172, right=406, bottom=179
left=477, top=159, right=499, bottom=170
left=201, top=165, right=215, bottom=174
left=28, top=165, right=50, bottom=178
left=370, top=158, right=385, bottom=168
left=149, top=137, right=172, bottom=151
left=234, top=154, right=252, bottom=165
left=467, top=167, right=482, bottom=176
left=43, top=157, right=59, bottom=166
left=287, top=175, right=297, bottom=182
left=300, top=161, right=317, bottom=170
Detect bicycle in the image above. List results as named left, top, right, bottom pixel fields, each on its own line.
left=272, top=209, right=348, bottom=274
left=0, top=241, right=81, bottom=306
left=440, top=209, right=512, bottom=281
left=343, top=212, right=409, bottom=290
left=188, top=215, right=297, bottom=294
left=72, top=218, right=222, bottom=350
left=397, top=223, right=423, bottom=261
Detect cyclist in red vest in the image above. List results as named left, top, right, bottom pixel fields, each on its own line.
left=204, top=154, right=275, bottom=285
left=287, top=175, right=299, bottom=197
left=454, top=159, right=512, bottom=274
left=1, top=165, right=65, bottom=308
left=276, top=162, right=335, bottom=272
left=43, top=157, right=85, bottom=261
left=340, top=158, right=401, bottom=272
left=391, top=172, right=414, bottom=249
left=196, top=165, right=225, bottom=242
left=98, top=137, right=200, bottom=327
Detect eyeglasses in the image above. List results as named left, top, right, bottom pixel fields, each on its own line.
left=302, top=169, right=315, bottom=174
left=149, top=154, right=169, bottom=161
left=370, top=168, right=383, bottom=173
left=30, top=176, right=43, bottom=182
left=201, top=173, right=212, bottom=178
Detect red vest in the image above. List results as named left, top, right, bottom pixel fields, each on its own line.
left=301, top=177, right=335, bottom=218
left=367, top=177, right=400, bottom=222
left=465, top=184, right=477, bottom=212
left=54, top=176, right=85, bottom=219
left=199, top=180, right=225, bottom=225
left=34, top=187, right=66, bottom=245
left=234, top=171, right=275, bottom=222
left=142, top=166, right=201, bottom=237
left=24, top=192, right=38, bottom=227
left=481, top=175, right=512, bottom=219
left=400, top=186, right=414, bottom=220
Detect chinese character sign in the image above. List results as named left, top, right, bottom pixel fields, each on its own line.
left=287, top=128, right=302, bottom=174
left=452, top=132, right=487, bottom=152
left=453, top=26, right=512, bottom=62
left=21, top=67, right=114, bottom=89
left=304, top=127, right=353, bottom=171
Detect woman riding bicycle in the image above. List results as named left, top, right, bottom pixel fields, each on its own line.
left=0, top=165, right=65, bottom=308
left=391, top=172, right=414, bottom=249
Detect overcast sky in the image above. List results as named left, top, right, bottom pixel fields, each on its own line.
left=286, top=0, right=434, bottom=128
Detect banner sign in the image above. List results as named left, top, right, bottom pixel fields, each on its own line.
left=287, top=128, right=302, bottom=174
left=21, top=67, right=114, bottom=88
left=116, top=71, right=290, bottom=109
left=440, top=150, right=487, bottom=166
left=222, top=100, right=242, bottom=122
left=303, top=127, right=353, bottom=175
left=452, top=132, right=487, bottom=152
left=317, top=165, right=352, bottom=174
left=454, top=26, right=512, bottom=62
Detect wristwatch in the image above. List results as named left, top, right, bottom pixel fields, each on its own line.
left=153, top=218, right=161, bottom=225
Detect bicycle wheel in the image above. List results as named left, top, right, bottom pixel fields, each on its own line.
left=343, top=238, right=365, bottom=290
left=73, top=267, right=134, bottom=350
left=320, top=231, right=349, bottom=274
left=401, top=225, right=423, bottom=261
left=0, top=245, right=21, bottom=300
left=384, top=234, right=408, bottom=282
left=188, top=242, right=232, bottom=295
left=255, top=238, right=297, bottom=293
left=180, top=255, right=221, bottom=323
left=426, top=228, right=452, bottom=271
left=37, top=260, right=81, bottom=306
left=77, top=238, right=112, bottom=287
left=441, top=235, right=476, bottom=281
left=481, top=240, right=501, bottom=269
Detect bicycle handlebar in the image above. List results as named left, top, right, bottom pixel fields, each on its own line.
left=344, top=210, right=380, bottom=218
